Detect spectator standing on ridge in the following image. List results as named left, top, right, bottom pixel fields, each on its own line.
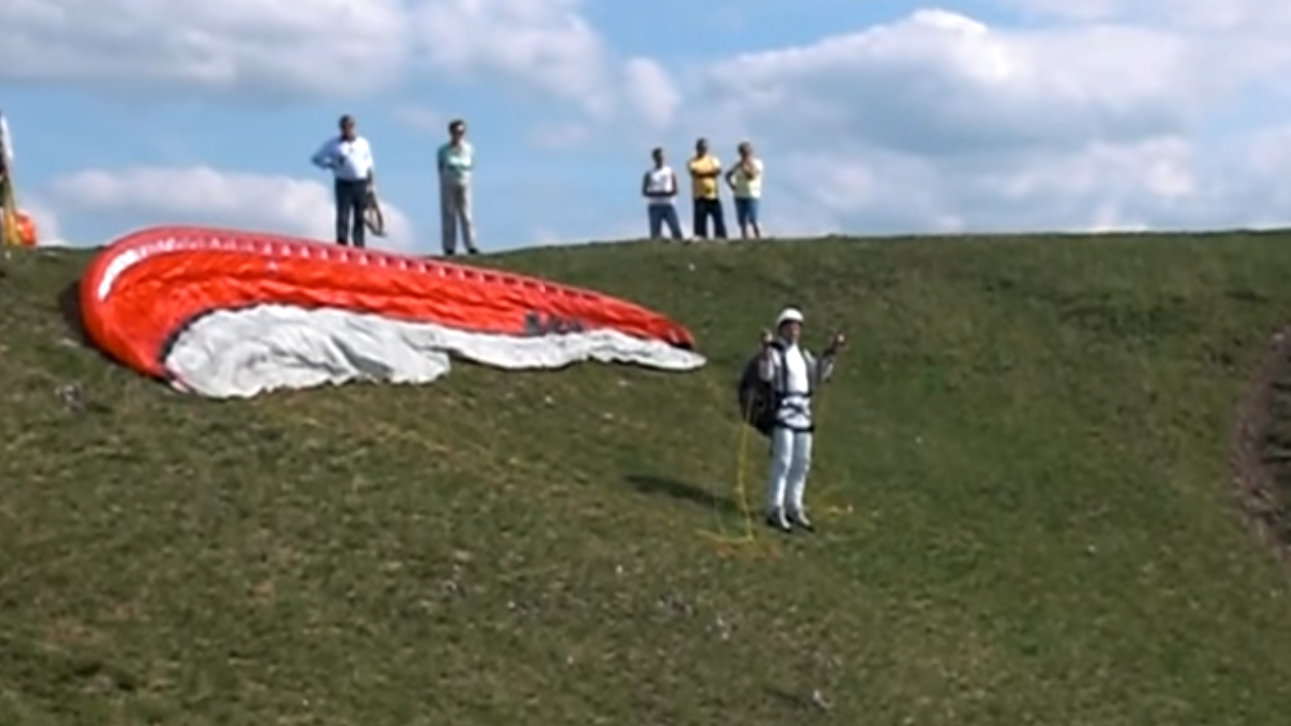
left=725, top=141, right=763, bottom=240
left=687, top=137, right=727, bottom=240
left=437, top=118, right=479, bottom=256
left=310, top=114, right=375, bottom=248
left=641, top=147, right=683, bottom=241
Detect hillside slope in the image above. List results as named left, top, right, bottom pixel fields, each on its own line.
left=4, top=232, right=1291, bottom=724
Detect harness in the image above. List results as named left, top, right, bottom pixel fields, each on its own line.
left=364, top=185, right=386, bottom=237
left=736, top=340, right=817, bottom=437
left=769, top=343, right=814, bottom=433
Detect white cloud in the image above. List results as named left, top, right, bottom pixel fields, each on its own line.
left=670, top=8, right=1291, bottom=236
left=409, top=0, right=679, bottom=131
left=994, top=0, right=1291, bottom=30
left=38, top=166, right=415, bottom=251
left=990, top=1, right=1291, bottom=90
left=768, top=131, right=1291, bottom=236
left=0, top=0, right=409, bottom=99
left=529, top=122, right=593, bottom=149
left=697, top=10, right=1214, bottom=156
left=620, top=58, right=681, bottom=130
left=393, top=105, right=447, bottom=136
left=412, top=0, right=612, bottom=115
left=0, top=0, right=679, bottom=140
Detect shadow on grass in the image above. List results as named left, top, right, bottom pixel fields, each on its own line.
left=763, top=685, right=815, bottom=711
left=57, top=279, right=127, bottom=382
left=624, top=473, right=738, bottom=515
left=57, top=280, right=92, bottom=347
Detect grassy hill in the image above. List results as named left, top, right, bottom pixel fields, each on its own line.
left=4, top=231, right=1291, bottom=724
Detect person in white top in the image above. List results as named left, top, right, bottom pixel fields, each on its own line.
left=725, top=141, right=763, bottom=240
left=311, top=114, right=375, bottom=248
left=757, top=306, right=846, bottom=532
left=640, top=147, right=683, bottom=241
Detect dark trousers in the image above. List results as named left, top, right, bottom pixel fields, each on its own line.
left=692, top=197, right=727, bottom=239
left=648, top=204, right=683, bottom=240
left=334, top=178, right=369, bottom=247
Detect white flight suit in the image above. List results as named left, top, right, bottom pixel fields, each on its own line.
left=758, top=338, right=835, bottom=521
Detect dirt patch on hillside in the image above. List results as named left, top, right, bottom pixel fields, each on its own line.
left=1230, top=326, right=1291, bottom=570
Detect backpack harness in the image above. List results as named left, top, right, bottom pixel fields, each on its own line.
left=736, top=341, right=814, bottom=437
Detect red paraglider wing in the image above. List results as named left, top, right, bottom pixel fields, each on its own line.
left=80, top=225, right=697, bottom=383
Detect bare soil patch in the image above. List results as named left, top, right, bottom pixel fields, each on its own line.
left=1230, top=326, right=1291, bottom=568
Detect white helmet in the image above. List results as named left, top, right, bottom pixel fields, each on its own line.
left=775, top=307, right=804, bottom=328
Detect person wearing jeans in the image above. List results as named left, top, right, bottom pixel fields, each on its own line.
left=310, top=114, right=374, bottom=248
left=641, top=147, right=683, bottom=240
left=686, top=137, right=727, bottom=240
left=437, top=118, right=479, bottom=256
left=725, top=141, right=764, bottom=240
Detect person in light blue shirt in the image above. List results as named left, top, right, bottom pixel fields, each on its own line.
left=436, top=118, right=478, bottom=255
left=311, top=114, right=375, bottom=248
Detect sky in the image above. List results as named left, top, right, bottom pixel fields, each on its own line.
left=2, top=0, right=1290, bottom=254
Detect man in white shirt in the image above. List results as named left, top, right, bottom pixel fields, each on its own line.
left=436, top=118, right=479, bottom=256
left=725, top=141, right=763, bottom=240
left=311, top=114, right=375, bottom=248
left=640, top=147, right=683, bottom=241
left=757, top=307, right=846, bottom=532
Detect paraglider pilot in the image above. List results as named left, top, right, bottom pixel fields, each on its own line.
left=758, top=307, right=846, bottom=532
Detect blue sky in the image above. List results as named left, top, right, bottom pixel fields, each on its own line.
left=2, top=0, right=1288, bottom=254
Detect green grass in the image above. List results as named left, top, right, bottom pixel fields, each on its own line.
left=4, top=231, right=1291, bottom=724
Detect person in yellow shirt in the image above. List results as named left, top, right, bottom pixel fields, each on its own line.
left=686, top=137, right=728, bottom=240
